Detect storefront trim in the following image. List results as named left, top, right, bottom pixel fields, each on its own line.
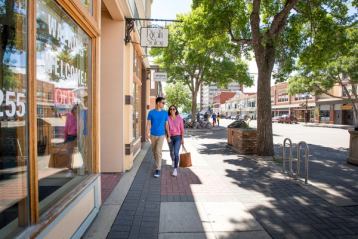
left=28, top=0, right=40, bottom=224
left=34, top=175, right=100, bottom=238
left=56, top=0, right=100, bottom=37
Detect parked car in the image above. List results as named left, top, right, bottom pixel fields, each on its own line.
left=272, top=116, right=281, bottom=123
left=278, top=115, right=298, bottom=124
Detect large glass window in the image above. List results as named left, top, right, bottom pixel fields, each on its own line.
left=0, top=0, right=29, bottom=237
left=36, top=0, right=92, bottom=213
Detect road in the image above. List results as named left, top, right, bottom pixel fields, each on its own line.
left=220, top=119, right=350, bottom=149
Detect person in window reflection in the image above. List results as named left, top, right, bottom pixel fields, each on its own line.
left=64, top=105, right=78, bottom=175
left=64, top=105, right=78, bottom=143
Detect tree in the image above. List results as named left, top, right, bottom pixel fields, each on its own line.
left=289, top=27, right=358, bottom=127
left=150, top=6, right=252, bottom=121
left=193, top=0, right=357, bottom=155
left=164, top=82, right=192, bottom=113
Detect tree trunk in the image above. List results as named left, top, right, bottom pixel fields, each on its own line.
left=353, top=102, right=358, bottom=129
left=191, top=90, right=198, bottom=123
left=255, top=46, right=275, bottom=156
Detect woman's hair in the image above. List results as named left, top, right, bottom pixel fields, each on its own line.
left=168, top=105, right=179, bottom=116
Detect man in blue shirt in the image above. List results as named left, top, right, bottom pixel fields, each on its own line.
left=146, top=97, right=170, bottom=178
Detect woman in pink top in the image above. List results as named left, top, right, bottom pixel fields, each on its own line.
left=167, top=105, right=184, bottom=176
left=64, top=105, right=78, bottom=142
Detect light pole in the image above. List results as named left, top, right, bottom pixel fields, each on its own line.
left=304, top=92, right=309, bottom=124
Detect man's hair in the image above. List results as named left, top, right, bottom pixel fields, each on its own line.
left=156, top=97, right=165, bottom=104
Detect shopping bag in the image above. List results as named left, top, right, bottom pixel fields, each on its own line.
left=179, top=145, right=192, bottom=167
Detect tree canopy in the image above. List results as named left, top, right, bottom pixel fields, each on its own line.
left=192, top=0, right=357, bottom=155
left=164, top=82, right=192, bottom=113
left=150, top=6, right=252, bottom=120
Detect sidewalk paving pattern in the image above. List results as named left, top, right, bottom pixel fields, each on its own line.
left=107, top=128, right=358, bottom=239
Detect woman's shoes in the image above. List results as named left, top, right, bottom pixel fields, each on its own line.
left=172, top=168, right=178, bottom=177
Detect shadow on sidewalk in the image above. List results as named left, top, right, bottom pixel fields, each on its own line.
left=192, top=128, right=358, bottom=238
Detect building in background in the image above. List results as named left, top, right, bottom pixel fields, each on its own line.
left=200, top=83, right=242, bottom=111
left=213, top=91, right=236, bottom=113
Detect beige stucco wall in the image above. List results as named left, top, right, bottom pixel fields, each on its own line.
left=100, top=0, right=152, bottom=172
left=100, top=11, right=126, bottom=172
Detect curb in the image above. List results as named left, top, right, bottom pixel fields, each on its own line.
left=83, top=143, right=151, bottom=239
left=301, top=124, right=353, bottom=130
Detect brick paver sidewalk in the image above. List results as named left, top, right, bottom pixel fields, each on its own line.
left=107, top=128, right=358, bottom=239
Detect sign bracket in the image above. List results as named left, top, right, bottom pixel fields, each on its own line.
left=124, top=17, right=182, bottom=45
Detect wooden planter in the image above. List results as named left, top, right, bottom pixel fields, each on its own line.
left=228, top=128, right=257, bottom=154
left=348, top=130, right=358, bottom=165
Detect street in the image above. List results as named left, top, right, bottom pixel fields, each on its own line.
left=220, top=119, right=350, bottom=149
left=103, top=123, right=358, bottom=239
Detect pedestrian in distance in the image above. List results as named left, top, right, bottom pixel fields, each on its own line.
left=146, top=97, right=170, bottom=178
left=212, top=113, right=217, bottom=127
left=167, top=105, right=184, bottom=177
left=217, top=113, right=221, bottom=127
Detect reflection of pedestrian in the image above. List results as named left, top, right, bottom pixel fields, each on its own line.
left=168, top=105, right=184, bottom=177
left=146, top=97, right=169, bottom=178
left=212, top=113, right=217, bottom=126
left=65, top=105, right=78, bottom=142
left=64, top=105, right=78, bottom=170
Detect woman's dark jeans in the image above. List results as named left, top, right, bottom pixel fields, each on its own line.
left=169, top=135, right=182, bottom=168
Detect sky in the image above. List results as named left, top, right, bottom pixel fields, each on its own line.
left=151, top=0, right=192, bottom=20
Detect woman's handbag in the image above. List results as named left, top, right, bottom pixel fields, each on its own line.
left=179, top=145, right=192, bottom=167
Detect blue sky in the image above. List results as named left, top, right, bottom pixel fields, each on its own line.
left=151, top=0, right=192, bottom=20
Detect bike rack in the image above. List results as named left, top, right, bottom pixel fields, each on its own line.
left=282, top=138, right=310, bottom=184
left=297, top=141, right=310, bottom=184
left=282, top=138, right=293, bottom=175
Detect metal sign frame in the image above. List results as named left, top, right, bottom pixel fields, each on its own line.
left=124, top=17, right=182, bottom=45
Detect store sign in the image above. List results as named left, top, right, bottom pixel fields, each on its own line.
left=153, top=72, right=168, bottom=82
left=140, top=27, right=169, bottom=47
left=0, top=89, right=26, bottom=118
left=341, top=104, right=353, bottom=110
left=54, top=88, right=75, bottom=105
left=37, top=1, right=90, bottom=88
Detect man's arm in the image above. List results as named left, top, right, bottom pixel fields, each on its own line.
left=146, top=120, right=151, bottom=140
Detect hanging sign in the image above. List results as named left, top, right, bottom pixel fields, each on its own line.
left=153, top=72, right=168, bottom=82
left=140, top=27, right=169, bottom=47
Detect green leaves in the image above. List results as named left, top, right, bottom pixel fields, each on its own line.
left=164, top=82, right=192, bottom=113
left=150, top=5, right=251, bottom=93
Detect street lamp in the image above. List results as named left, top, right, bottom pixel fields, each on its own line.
left=304, top=92, right=309, bottom=124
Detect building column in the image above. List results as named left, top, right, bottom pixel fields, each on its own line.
left=329, top=105, right=335, bottom=124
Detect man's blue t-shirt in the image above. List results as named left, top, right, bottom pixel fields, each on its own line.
left=147, top=109, right=168, bottom=136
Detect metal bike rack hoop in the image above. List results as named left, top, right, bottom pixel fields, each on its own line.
left=282, top=138, right=293, bottom=174
left=297, top=141, right=310, bottom=184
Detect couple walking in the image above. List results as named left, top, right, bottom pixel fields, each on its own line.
left=146, top=97, right=185, bottom=178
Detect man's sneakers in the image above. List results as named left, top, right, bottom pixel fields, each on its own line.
left=172, top=168, right=178, bottom=177
left=154, top=170, right=160, bottom=178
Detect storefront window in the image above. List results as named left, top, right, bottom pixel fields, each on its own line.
left=80, top=0, right=93, bottom=15
left=0, top=0, right=29, bottom=237
left=36, top=0, right=92, bottom=213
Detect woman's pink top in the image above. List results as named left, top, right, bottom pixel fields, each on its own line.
left=64, top=112, right=77, bottom=138
left=168, top=115, right=184, bottom=136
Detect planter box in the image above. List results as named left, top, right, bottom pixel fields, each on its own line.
left=348, top=130, right=358, bottom=165
left=228, top=128, right=257, bottom=154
